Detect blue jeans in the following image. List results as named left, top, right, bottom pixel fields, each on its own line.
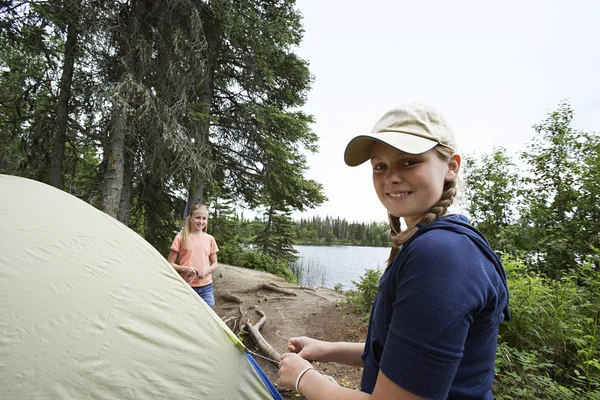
left=193, top=283, right=215, bottom=307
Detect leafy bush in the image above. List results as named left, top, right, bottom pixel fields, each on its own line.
left=345, top=268, right=382, bottom=318
left=494, top=255, right=600, bottom=398
left=218, top=241, right=297, bottom=282
left=217, top=241, right=244, bottom=265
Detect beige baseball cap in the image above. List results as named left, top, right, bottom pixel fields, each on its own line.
left=344, top=103, right=457, bottom=166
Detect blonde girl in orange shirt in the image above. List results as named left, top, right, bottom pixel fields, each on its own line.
left=168, top=203, right=219, bottom=306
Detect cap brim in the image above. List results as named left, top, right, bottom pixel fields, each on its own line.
left=344, top=132, right=439, bottom=166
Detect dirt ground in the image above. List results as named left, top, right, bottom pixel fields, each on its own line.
left=212, top=264, right=368, bottom=399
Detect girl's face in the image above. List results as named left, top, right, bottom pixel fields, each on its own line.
left=370, top=142, right=460, bottom=228
left=190, top=210, right=208, bottom=233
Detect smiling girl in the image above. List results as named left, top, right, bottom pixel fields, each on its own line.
left=277, top=104, right=510, bottom=399
left=168, top=203, right=219, bottom=307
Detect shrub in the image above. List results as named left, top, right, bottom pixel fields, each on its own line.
left=218, top=241, right=297, bottom=283
left=494, top=256, right=600, bottom=398
left=345, top=268, right=382, bottom=319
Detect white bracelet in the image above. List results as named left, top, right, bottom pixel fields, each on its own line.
left=295, top=366, right=315, bottom=394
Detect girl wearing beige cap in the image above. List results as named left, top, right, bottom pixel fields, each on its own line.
left=277, top=104, right=510, bottom=399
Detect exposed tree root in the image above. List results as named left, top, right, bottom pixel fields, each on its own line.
left=241, top=283, right=297, bottom=296
left=272, top=283, right=317, bottom=291
left=261, top=296, right=297, bottom=302
left=245, top=309, right=281, bottom=365
left=222, top=304, right=246, bottom=333
left=219, top=292, right=243, bottom=303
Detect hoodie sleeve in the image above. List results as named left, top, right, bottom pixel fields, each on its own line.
left=379, top=229, right=499, bottom=399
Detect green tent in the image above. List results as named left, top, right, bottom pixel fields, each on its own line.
left=0, top=175, right=281, bottom=399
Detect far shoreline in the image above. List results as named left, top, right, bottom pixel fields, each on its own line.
left=294, top=241, right=391, bottom=248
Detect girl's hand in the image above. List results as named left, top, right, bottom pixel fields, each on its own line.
left=183, top=266, right=198, bottom=277
left=276, top=353, right=314, bottom=392
left=288, top=336, right=325, bottom=362
left=197, top=267, right=210, bottom=278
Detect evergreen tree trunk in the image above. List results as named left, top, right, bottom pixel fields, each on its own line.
left=186, top=178, right=204, bottom=211
left=186, top=82, right=209, bottom=208
left=102, top=114, right=126, bottom=218
left=49, top=0, right=80, bottom=189
left=117, top=147, right=133, bottom=224
left=186, top=18, right=215, bottom=208
left=143, top=171, right=164, bottom=248
left=102, top=1, right=143, bottom=219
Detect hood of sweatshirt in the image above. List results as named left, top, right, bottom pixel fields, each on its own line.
left=410, top=214, right=511, bottom=321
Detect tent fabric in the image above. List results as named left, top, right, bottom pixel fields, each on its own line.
left=0, top=175, right=275, bottom=399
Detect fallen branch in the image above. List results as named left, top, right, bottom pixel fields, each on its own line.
left=264, top=296, right=297, bottom=302
left=238, top=283, right=297, bottom=296
left=219, top=293, right=243, bottom=304
left=272, top=283, right=316, bottom=291
left=263, top=284, right=297, bottom=295
left=245, top=310, right=280, bottom=365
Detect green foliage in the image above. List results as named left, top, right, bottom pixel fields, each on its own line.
left=344, top=268, right=382, bottom=318
left=206, top=198, right=243, bottom=247
left=218, top=241, right=297, bottom=283
left=463, top=147, right=520, bottom=254
left=254, top=208, right=300, bottom=263
left=201, top=0, right=325, bottom=215
left=1, top=0, right=326, bottom=266
left=495, top=256, right=600, bottom=398
left=519, top=101, right=591, bottom=277
left=464, top=101, right=600, bottom=278
left=576, top=136, right=600, bottom=256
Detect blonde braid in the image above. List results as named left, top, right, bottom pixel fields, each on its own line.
left=387, top=214, right=402, bottom=264
left=418, top=180, right=457, bottom=226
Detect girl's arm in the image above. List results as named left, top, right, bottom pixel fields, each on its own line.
left=278, top=354, right=426, bottom=400
left=319, top=341, right=364, bottom=366
left=288, top=336, right=364, bottom=367
left=167, top=250, right=197, bottom=276
left=208, top=252, right=218, bottom=271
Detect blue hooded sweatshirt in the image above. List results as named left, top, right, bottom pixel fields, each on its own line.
left=360, top=215, right=510, bottom=399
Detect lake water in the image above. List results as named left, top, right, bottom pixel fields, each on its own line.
left=293, top=245, right=391, bottom=290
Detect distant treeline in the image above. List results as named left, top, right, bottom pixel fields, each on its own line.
left=291, top=216, right=391, bottom=247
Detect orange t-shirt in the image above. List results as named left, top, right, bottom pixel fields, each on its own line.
left=170, top=232, right=219, bottom=287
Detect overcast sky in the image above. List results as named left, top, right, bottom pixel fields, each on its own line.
left=286, top=0, right=600, bottom=223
